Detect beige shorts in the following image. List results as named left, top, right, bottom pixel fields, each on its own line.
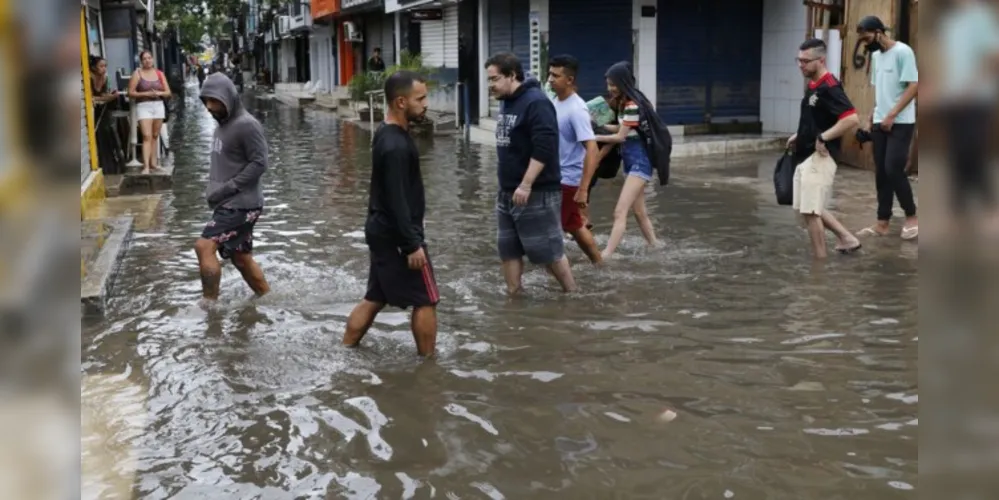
left=792, top=153, right=837, bottom=215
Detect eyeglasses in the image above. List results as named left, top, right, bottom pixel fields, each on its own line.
left=796, top=57, right=821, bottom=65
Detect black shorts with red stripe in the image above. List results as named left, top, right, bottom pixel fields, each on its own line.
left=364, top=241, right=440, bottom=309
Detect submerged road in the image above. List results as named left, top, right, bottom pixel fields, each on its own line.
left=82, top=87, right=917, bottom=499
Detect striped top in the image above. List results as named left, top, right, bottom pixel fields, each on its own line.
left=619, top=100, right=641, bottom=138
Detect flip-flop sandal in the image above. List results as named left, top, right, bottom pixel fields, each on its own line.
left=857, top=227, right=888, bottom=237
left=836, top=243, right=862, bottom=254
left=901, top=226, right=919, bottom=240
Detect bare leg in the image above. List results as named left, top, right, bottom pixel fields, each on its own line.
left=411, top=306, right=438, bottom=357
left=820, top=212, right=861, bottom=251
left=803, top=214, right=828, bottom=259
left=602, top=176, right=648, bottom=259
left=194, top=238, right=222, bottom=300
left=150, top=119, right=163, bottom=169
left=139, top=119, right=153, bottom=173
left=546, top=256, right=577, bottom=292
left=569, top=227, right=602, bottom=264
left=342, top=299, right=385, bottom=347
left=501, top=258, right=525, bottom=296
left=231, top=252, right=270, bottom=296
left=631, top=190, right=658, bottom=246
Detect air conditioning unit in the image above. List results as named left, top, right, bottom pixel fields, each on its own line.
left=343, top=21, right=363, bottom=43
left=279, top=16, right=291, bottom=36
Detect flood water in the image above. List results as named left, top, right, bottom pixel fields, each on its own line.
left=81, top=87, right=918, bottom=499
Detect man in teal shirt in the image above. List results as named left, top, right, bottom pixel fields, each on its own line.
left=857, top=16, right=919, bottom=240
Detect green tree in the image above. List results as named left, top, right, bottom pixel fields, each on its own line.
left=155, top=0, right=244, bottom=53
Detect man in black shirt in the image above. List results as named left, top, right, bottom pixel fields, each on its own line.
left=368, top=48, right=386, bottom=73
left=787, top=38, right=862, bottom=258
left=342, top=71, right=439, bottom=357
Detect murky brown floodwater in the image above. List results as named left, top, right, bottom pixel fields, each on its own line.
left=82, top=84, right=917, bottom=499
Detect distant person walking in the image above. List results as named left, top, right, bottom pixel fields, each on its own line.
left=786, top=38, right=862, bottom=258
left=194, top=73, right=270, bottom=305
left=855, top=16, right=919, bottom=240
left=547, top=54, right=602, bottom=264
left=486, top=52, right=577, bottom=294
left=127, top=50, right=170, bottom=174
left=342, top=71, right=439, bottom=357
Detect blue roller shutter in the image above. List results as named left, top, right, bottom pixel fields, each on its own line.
left=548, top=0, right=633, bottom=101
left=708, top=0, right=763, bottom=122
left=656, top=0, right=710, bottom=125
left=488, top=0, right=531, bottom=65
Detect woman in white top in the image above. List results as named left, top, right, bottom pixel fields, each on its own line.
left=127, top=50, right=171, bottom=173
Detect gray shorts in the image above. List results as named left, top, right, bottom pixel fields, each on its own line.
left=496, top=189, right=565, bottom=265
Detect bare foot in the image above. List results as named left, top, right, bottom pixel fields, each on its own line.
left=857, top=224, right=890, bottom=237
left=835, top=235, right=862, bottom=253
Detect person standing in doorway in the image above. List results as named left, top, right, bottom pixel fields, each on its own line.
left=486, top=52, right=577, bottom=295
left=856, top=16, right=919, bottom=240
left=194, top=73, right=270, bottom=304
left=547, top=55, right=602, bottom=264
left=127, top=50, right=171, bottom=174
left=342, top=71, right=439, bottom=357
left=787, top=38, right=863, bottom=258
left=368, top=47, right=387, bottom=72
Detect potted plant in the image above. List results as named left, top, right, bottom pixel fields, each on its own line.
left=347, top=71, right=385, bottom=121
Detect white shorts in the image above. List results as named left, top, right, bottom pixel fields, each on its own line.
left=136, top=100, right=166, bottom=121
left=792, top=153, right=837, bottom=215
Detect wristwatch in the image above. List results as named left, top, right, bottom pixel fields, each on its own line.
left=817, top=134, right=827, bottom=144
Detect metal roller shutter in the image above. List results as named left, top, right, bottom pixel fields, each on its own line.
left=548, top=0, right=632, bottom=101
left=487, top=0, right=530, bottom=64
left=656, top=0, right=710, bottom=125
left=443, top=5, right=458, bottom=68
left=420, top=19, right=445, bottom=67
left=709, top=0, right=763, bottom=122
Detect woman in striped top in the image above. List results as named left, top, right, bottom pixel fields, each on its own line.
left=594, top=65, right=659, bottom=260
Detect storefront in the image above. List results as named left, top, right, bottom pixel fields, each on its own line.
left=655, top=0, right=763, bottom=126
left=487, top=0, right=531, bottom=65
left=310, top=0, right=339, bottom=92
left=339, top=0, right=391, bottom=84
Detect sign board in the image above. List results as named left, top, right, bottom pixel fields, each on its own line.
left=411, top=8, right=443, bottom=21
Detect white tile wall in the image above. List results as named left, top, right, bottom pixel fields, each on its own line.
left=760, top=0, right=807, bottom=134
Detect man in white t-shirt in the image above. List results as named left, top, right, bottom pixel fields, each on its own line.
left=547, top=55, right=602, bottom=264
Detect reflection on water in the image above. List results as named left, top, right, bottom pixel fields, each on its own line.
left=82, top=87, right=917, bottom=499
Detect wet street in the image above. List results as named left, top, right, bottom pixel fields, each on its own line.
left=82, top=87, right=917, bottom=499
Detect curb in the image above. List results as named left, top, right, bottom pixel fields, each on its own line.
left=81, top=217, right=134, bottom=317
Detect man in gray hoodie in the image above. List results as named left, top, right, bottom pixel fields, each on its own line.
left=195, top=73, right=269, bottom=302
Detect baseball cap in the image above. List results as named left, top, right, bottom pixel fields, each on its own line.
left=856, top=15, right=887, bottom=33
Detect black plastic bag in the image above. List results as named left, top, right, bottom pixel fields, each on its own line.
left=773, top=150, right=796, bottom=206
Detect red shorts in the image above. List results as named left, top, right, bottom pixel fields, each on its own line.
left=560, top=184, right=584, bottom=233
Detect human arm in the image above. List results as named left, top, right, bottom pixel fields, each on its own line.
left=882, top=48, right=919, bottom=129
left=517, top=100, right=558, bottom=193
left=816, top=85, right=861, bottom=155
left=572, top=107, right=600, bottom=203
left=595, top=101, right=638, bottom=144
left=157, top=70, right=172, bottom=99
left=381, top=147, right=423, bottom=255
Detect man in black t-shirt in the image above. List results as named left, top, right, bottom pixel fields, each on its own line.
left=342, top=71, right=439, bottom=357
left=787, top=38, right=862, bottom=258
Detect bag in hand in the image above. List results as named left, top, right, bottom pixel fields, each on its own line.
left=773, top=150, right=796, bottom=206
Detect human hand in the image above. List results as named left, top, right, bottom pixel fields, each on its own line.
left=407, top=247, right=427, bottom=270
left=880, top=113, right=895, bottom=132
left=815, top=138, right=829, bottom=156
left=513, top=184, right=531, bottom=206
left=573, top=188, right=588, bottom=207
left=786, top=133, right=797, bottom=150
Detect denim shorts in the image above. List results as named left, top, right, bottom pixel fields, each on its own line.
left=621, top=138, right=653, bottom=182
left=496, top=189, right=565, bottom=265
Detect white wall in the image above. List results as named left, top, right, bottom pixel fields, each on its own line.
left=760, top=0, right=808, bottom=134
left=310, top=26, right=336, bottom=92
left=477, top=0, right=489, bottom=118
left=633, top=0, right=657, bottom=105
